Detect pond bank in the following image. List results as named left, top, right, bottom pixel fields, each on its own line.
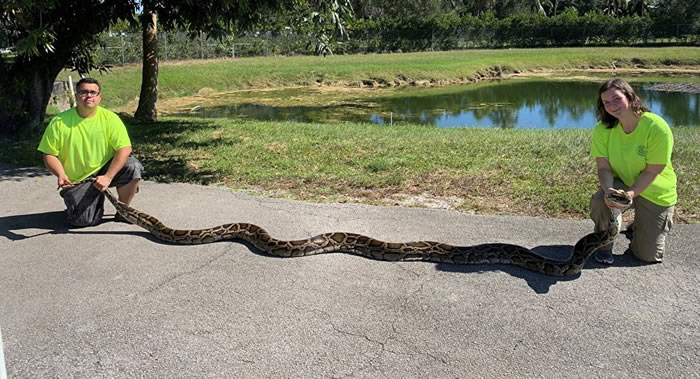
left=142, top=70, right=700, bottom=129
left=90, top=46, right=700, bottom=110
left=117, top=65, right=700, bottom=115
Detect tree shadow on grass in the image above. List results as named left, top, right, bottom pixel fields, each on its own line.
left=124, top=117, right=224, bottom=185
left=0, top=136, right=45, bottom=169
left=0, top=163, right=51, bottom=182
left=0, top=117, right=226, bottom=185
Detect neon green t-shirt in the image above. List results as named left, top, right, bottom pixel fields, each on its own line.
left=37, top=107, right=131, bottom=182
left=590, top=112, right=677, bottom=207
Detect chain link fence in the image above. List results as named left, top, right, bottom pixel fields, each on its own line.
left=93, top=24, right=699, bottom=66
left=96, top=30, right=313, bottom=66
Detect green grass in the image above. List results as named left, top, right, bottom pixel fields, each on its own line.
left=55, top=46, right=700, bottom=109
left=10, top=47, right=700, bottom=223
left=5, top=117, right=697, bottom=222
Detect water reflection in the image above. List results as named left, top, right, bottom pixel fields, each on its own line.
left=183, top=80, right=700, bottom=129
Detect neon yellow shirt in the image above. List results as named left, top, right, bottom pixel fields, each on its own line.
left=590, top=112, right=677, bottom=207
left=38, top=107, right=131, bottom=182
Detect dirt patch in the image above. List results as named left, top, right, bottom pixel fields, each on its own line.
left=263, top=142, right=288, bottom=153
left=197, top=87, right=217, bottom=96
left=511, top=67, right=700, bottom=80
left=385, top=192, right=465, bottom=210
left=645, top=82, right=700, bottom=93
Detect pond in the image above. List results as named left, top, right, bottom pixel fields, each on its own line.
left=179, top=79, right=700, bottom=129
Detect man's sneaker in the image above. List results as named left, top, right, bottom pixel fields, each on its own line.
left=595, top=249, right=614, bottom=264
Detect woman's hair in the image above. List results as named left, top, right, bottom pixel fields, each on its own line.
left=596, top=78, right=649, bottom=129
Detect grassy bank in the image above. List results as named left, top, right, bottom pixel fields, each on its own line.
left=56, top=47, right=700, bottom=109
left=4, top=118, right=698, bottom=223
left=8, top=48, right=698, bottom=223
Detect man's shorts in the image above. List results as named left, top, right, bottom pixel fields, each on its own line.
left=59, top=156, right=144, bottom=227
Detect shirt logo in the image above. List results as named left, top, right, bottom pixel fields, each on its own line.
left=637, top=145, right=647, bottom=157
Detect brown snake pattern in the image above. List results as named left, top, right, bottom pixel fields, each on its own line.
left=103, top=188, right=620, bottom=277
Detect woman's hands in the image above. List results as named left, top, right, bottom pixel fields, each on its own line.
left=604, top=188, right=633, bottom=209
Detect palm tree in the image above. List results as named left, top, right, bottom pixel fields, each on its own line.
left=629, top=0, right=649, bottom=16
left=603, top=0, right=629, bottom=17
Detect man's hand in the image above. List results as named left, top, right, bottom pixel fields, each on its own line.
left=57, top=175, right=74, bottom=189
left=93, top=175, right=113, bottom=192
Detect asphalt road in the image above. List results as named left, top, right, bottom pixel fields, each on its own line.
left=1, top=163, right=699, bottom=378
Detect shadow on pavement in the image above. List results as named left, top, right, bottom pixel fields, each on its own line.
left=0, top=211, right=69, bottom=240
left=434, top=245, right=580, bottom=293
left=0, top=164, right=49, bottom=182
left=2, top=200, right=650, bottom=295
left=0, top=211, right=157, bottom=242
left=435, top=243, right=648, bottom=293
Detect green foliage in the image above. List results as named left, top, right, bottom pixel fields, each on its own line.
left=0, top=0, right=355, bottom=134
left=343, top=10, right=696, bottom=53
left=0, top=0, right=138, bottom=72
left=14, top=28, right=56, bottom=58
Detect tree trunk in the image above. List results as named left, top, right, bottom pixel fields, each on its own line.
left=0, top=59, right=63, bottom=135
left=134, top=11, right=159, bottom=122
left=534, top=0, right=547, bottom=16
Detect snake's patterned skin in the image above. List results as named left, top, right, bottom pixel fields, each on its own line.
left=103, top=188, right=619, bottom=276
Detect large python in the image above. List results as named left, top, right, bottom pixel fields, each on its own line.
left=102, top=188, right=625, bottom=277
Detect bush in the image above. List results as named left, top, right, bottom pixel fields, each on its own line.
left=92, top=13, right=697, bottom=64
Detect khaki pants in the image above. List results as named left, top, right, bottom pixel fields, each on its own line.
left=590, top=179, right=674, bottom=262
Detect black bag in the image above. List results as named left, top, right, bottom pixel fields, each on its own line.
left=60, top=181, right=105, bottom=227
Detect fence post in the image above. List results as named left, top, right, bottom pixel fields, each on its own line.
left=163, top=31, right=168, bottom=61
left=67, top=75, right=75, bottom=107
left=200, top=31, right=204, bottom=59
left=120, top=33, right=125, bottom=66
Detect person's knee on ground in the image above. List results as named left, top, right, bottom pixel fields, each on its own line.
left=629, top=197, right=673, bottom=264
left=629, top=218, right=669, bottom=264
left=629, top=245, right=664, bottom=263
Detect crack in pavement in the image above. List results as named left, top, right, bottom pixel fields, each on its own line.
left=139, top=247, right=231, bottom=296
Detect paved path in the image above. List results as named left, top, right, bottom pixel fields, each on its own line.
left=1, top=163, right=699, bottom=378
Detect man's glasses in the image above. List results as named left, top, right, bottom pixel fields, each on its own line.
left=77, top=90, right=100, bottom=97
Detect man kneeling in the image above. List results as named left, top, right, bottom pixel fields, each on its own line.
left=37, top=77, right=143, bottom=226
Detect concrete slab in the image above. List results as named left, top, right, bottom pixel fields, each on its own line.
left=1, top=163, right=698, bottom=377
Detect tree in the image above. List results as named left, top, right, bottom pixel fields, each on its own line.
left=133, top=11, right=158, bottom=122
left=0, top=1, right=136, bottom=135
left=0, top=0, right=353, bottom=134
left=133, top=0, right=353, bottom=122
left=628, top=0, right=648, bottom=17
left=652, top=0, right=700, bottom=24
left=534, top=0, right=547, bottom=16
left=603, top=0, right=628, bottom=17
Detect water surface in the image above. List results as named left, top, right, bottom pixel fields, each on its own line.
left=183, top=79, right=699, bottom=128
